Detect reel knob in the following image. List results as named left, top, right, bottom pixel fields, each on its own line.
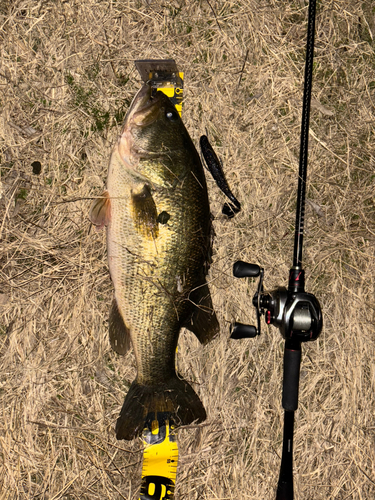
left=230, top=323, right=258, bottom=339
left=233, top=261, right=260, bottom=278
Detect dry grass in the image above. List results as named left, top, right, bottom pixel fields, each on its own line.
left=1, top=0, right=375, bottom=498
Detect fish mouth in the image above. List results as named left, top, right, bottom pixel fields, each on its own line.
left=125, top=84, right=162, bottom=128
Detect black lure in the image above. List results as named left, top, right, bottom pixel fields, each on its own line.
left=200, top=135, right=241, bottom=218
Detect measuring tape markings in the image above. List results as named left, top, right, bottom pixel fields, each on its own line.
left=139, top=413, right=178, bottom=500
left=155, top=74, right=184, bottom=117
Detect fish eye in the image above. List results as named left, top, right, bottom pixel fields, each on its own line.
left=166, top=110, right=179, bottom=121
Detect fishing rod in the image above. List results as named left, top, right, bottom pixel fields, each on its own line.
left=230, top=0, right=322, bottom=498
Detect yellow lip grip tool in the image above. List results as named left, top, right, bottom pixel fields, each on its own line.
left=139, top=412, right=179, bottom=500
left=134, top=59, right=184, bottom=117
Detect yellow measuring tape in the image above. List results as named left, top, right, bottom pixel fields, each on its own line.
left=154, top=74, right=183, bottom=117
left=139, top=413, right=179, bottom=500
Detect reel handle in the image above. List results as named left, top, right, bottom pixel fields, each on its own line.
left=231, top=261, right=264, bottom=338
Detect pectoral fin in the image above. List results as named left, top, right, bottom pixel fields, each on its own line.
left=109, top=299, right=131, bottom=355
left=185, top=282, right=219, bottom=344
left=131, top=184, right=159, bottom=240
left=89, top=191, right=111, bottom=229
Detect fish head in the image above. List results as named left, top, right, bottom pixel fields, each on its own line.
left=119, top=84, right=191, bottom=161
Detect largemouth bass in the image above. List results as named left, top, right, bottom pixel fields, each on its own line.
left=90, top=84, right=219, bottom=440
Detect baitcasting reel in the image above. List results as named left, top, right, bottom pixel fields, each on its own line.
left=231, top=261, right=322, bottom=343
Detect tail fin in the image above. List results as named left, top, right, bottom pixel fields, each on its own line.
left=115, top=376, right=206, bottom=440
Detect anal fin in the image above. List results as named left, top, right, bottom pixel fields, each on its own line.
left=184, top=282, right=219, bottom=345
left=109, top=299, right=131, bottom=355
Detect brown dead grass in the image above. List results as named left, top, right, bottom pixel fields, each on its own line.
left=1, top=0, right=375, bottom=498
